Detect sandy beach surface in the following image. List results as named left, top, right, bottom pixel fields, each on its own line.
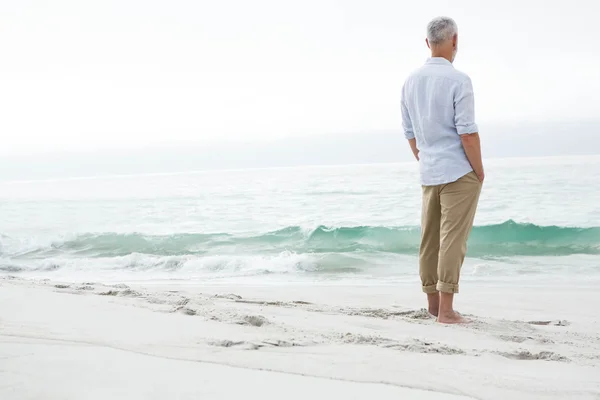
left=1, top=277, right=599, bottom=399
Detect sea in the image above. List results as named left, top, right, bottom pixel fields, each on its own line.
left=1, top=156, right=599, bottom=285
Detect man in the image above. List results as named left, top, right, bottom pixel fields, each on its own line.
left=401, top=17, right=484, bottom=324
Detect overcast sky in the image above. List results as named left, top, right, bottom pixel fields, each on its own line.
left=1, top=0, right=598, bottom=156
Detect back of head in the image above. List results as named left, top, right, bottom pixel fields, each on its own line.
left=426, top=17, right=459, bottom=61
left=427, top=17, right=458, bottom=46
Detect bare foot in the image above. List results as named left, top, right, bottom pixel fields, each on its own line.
left=437, top=311, right=470, bottom=324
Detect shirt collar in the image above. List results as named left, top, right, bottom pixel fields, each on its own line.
left=426, top=57, right=453, bottom=66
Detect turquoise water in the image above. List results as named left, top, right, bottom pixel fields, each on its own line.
left=1, top=156, right=599, bottom=282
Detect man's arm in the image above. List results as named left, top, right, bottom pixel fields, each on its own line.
left=401, top=85, right=419, bottom=161
left=408, top=138, right=419, bottom=161
left=455, top=78, right=484, bottom=181
left=460, top=133, right=484, bottom=182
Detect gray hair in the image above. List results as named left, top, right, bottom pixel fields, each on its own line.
left=427, top=17, right=458, bottom=45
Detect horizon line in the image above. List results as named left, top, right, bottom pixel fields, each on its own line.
left=2, top=154, right=599, bottom=185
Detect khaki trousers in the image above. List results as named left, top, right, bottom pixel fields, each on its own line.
left=420, top=171, right=482, bottom=294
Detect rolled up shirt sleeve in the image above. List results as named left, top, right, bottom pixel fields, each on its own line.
left=454, top=78, right=479, bottom=135
left=401, top=86, right=415, bottom=140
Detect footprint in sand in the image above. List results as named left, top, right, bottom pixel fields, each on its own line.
left=528, top=320, right=570, bottom=327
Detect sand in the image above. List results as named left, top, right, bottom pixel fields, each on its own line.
left=1, top=277, right=599, bottom=399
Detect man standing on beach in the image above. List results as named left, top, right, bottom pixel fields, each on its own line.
left=401, top=17, right=484, bottom=324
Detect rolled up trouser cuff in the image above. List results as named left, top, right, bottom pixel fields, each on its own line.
left=436, top=281, right=459, bottom=294
left=422, top=284, right=438, bottom=294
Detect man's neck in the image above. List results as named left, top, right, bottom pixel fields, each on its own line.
left=430, top=52, right=453, bottom=63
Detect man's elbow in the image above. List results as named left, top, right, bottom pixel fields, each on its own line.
left=460, top=132, right=479, bottom=146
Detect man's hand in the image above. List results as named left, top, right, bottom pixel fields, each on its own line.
left=476, top=170, right=485, bottom=183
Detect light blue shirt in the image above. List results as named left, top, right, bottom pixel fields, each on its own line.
left=401, top=57, right=479, bottom=186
